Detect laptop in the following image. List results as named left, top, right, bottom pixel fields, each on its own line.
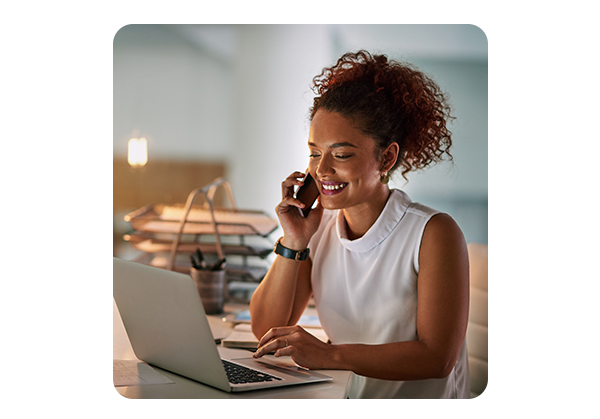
left=113, top=257, right=332, bottom=392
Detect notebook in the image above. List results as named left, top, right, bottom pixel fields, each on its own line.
left=232, top=310, right=322, bottom=328
left=113, top=258, right=332, bottom=392
left=222, top=323, right=329, bottom=350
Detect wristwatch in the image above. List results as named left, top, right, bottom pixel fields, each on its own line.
left=273, top=237, right=310, bottom=261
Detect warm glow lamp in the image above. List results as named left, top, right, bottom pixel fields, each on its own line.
left=127, top=137, right=148, bottom=167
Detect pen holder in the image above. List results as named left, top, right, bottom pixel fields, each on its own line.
left=191, top=268, right=227, bottom=315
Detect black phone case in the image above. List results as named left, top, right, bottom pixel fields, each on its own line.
left=295, top=173, right=319, bottom=218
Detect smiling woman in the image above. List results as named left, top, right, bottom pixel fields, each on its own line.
left=249, top=51, right=470, bottom=399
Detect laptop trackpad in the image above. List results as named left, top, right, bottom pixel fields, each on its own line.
left=229, top=357, right=331, bottom=381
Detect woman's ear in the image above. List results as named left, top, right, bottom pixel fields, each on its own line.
left=381, top=142, right=400, bottom=173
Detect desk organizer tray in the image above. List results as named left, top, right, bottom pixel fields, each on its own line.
left=124, top=232, right=273, bottom=258
left=144, top=255, right=268, bottom=281
left=123, top=178, right=278, bottom=279
left=125, top=204, right=278, bottom=237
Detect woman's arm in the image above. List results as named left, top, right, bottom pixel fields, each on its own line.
left=249, top=171, right=323, bottom=339
left=254, top=213, right=469, bottom=381
left=249, top=253, right=313, bottom=339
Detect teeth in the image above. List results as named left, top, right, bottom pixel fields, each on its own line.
left=323, top=183, right=347, bottom=190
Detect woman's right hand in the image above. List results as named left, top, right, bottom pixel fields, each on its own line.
left=275, top=171, right=323, bottom=250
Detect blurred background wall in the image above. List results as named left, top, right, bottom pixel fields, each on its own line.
left=113, top=24, right=487, bottom=256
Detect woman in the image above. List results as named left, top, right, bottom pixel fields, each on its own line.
left=249, top=51, right=470, bottom=398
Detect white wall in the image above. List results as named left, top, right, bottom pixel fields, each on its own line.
left=113, top=25, right=234, bottom=162
left=228, top=25, right=332, bottom=219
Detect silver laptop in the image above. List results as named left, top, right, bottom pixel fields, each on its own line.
left=113, top=258, right=331, bottom=392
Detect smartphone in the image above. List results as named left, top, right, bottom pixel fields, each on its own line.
left=295, top=171, right=319, bottom=218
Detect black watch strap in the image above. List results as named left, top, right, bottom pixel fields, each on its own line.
left=273, top=238, right=310, bottom=261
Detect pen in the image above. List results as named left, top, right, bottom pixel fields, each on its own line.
left=211, top=258, right=226, bottom=271
left=196, top=248, right=207, bottom=270
left=191, top=249, right=226, bottom=271
left=190, top=255, right=199, bottom=270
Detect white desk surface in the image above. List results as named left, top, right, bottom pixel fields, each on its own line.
left=113, top=299, right=351, bottom=399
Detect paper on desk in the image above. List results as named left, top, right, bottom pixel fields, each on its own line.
left=233, top=310, right=322, bottom=328
left=222, top=323, right=329, bottom=350
left=221, top=323, right=260, bottom=349
left=113, top=360, right=174, bottom=387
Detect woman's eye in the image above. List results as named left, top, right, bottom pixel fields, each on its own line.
left=309, top=154, right=320, bottom=158
left=335, top=154, right=352, bottom=160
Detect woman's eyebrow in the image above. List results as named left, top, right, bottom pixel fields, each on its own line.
left=308, top=141, right=358, bottom=149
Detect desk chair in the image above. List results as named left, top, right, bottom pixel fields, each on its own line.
left=466, top=243, right=488, bottom=398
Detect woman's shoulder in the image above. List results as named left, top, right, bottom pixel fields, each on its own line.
left=389, top=189, right=441, bottom=221
left=420, top=212, right=466, bottom=264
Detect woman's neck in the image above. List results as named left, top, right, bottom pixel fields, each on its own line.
left=342, top=188, right=392, bottom=240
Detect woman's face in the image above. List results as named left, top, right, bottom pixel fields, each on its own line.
left=308, top=110, right=389, bottom=212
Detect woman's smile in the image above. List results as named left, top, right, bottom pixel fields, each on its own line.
left=319, top=181, right=348, bottom=195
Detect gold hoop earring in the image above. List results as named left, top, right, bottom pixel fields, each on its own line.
left=380, top=173, right=390, bottom=184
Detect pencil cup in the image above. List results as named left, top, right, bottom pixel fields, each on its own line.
left=191, top=268, right=227, bottom=314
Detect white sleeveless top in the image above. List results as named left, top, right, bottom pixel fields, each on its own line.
left=309, top=189, right=470, bottom=398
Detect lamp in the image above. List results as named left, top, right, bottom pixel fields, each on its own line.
left=127, top=137, right=148, bottom=167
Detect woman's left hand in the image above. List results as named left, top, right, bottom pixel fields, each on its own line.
left=253, top=325, right=335, bottom=370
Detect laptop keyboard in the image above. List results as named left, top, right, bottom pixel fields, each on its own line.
left=222, top=360, right=281, bottom=384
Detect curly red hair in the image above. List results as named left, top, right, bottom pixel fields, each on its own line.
left=310, top=50, right=454, bottom=179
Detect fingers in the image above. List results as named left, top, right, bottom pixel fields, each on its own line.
left=253, top=326, right=298, bottom=359
left=275, top=195, right=305, bottom=214
left=252, top=336, right=291, bottom=359
left=281, top=171, right=307, bottom=198
left=256, top=325, right=290, bottom=347
left=274, top=345, right=295, bottom=358
left=277, top=171, right=308, bottom=214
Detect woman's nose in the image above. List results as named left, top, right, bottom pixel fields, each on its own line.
left=315, top=156, right=334, bottom=178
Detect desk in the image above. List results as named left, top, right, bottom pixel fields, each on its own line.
left=113, top=299, right=351, bottom=399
